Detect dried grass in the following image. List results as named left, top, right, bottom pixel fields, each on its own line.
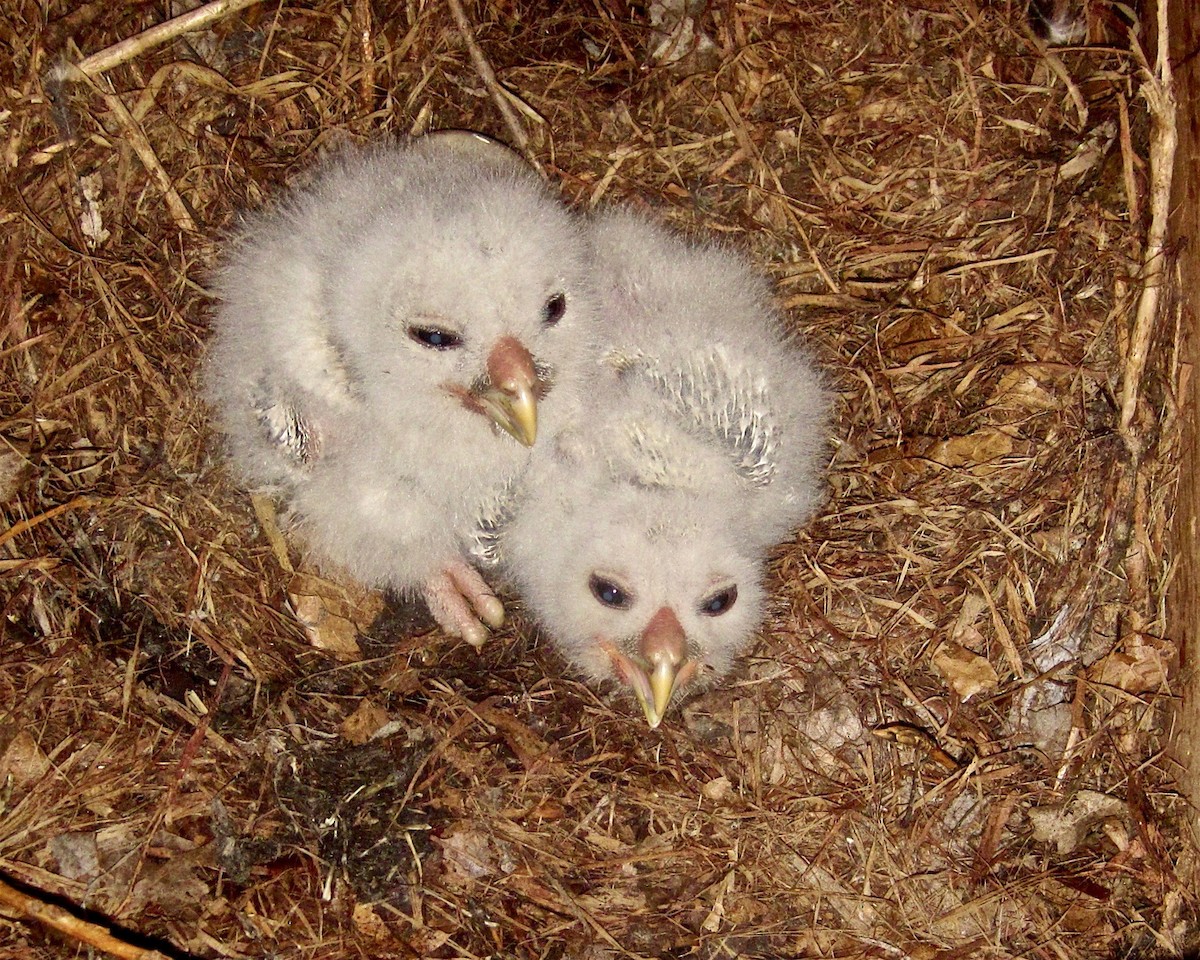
left=0, top=1, right=1194, bottom=958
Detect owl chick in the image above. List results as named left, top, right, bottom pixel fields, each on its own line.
left=500, top=209, right=829, bottom=726
left=204, top=132, right=590, bottom=647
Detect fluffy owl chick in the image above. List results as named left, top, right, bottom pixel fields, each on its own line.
left=502, top=413, right=769, bottom=728
left=204, top=132, right=590, bottom=647
left=500, top=209, right=828, bottom=727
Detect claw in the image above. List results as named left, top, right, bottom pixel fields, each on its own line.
left=421, top=559, right=504, bottom=648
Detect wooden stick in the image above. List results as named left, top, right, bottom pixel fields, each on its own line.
left=47, top=0, right=269, bottom=82
left=94, top=78, right=199, bottom=232
left=1118, top=12, right=1178, bottom=450
left=351, top=0, right=376, bottom=110
left=445, top=0, right=531, bottom=154
left=0, top=874, right=179, bottom=960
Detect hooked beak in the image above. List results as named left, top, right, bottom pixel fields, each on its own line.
left=476, top=336, right=539, bottom=446
left=602, top=607, right=699, bottom=729
left=641, top=650, right=689, bottom=729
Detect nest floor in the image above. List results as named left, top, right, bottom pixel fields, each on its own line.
left=0, top=1, right=1194, bottom=958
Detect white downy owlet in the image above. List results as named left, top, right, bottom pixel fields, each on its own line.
left=500, top=209, right=829, bottom=727
left=204, top=132, right=592, bottom=647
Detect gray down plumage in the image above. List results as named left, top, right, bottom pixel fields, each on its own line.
left=500, top=208, right=830, bottom=726
left=204, top=132, right=592, bottom=646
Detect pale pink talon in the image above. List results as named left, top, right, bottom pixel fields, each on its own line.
left=421, top=559, right=505, bottom=648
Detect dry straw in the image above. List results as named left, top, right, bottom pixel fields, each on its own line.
left=0, top=0, right=1191, bottom=958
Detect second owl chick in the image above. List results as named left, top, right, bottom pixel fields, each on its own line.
left=500, top=209, right=829, bottom=726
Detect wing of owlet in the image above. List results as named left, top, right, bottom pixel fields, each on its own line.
left=606, top=344, right=779, bottom=487
left=252, top=382, right=321, bottom=467
left=467, top=475, right=519, bottom=570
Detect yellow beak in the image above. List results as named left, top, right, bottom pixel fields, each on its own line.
left=477, top=377, right=538, bottom=447
left=602, top=635, right=698, bottom=730
left=641, top=653, right=683, bottom=729
left=479, top=335, right=539, bottom=447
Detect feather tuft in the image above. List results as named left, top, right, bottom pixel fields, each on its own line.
left=469, top=477, right=519, bottom=569
left=253, top=384, right=320, bottom=465
left=607, top=346, right=779, bottom=486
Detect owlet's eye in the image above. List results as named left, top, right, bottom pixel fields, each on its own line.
left=542, top=292, right=567, bottom=326
left=408, top=325, right=464, bottom=350
left=700, top=585, right=738, bottom=617
left=589, top=574, right=632, bottom=610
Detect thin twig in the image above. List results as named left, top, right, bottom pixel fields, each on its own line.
left=1118, top=13, right=1178, bottom=450
left=929, top=248, right=1056, bottom=279
left=58, top=68, right=200, bottom=232
left=47, top=0, right=269, bottom=82
left=0, top=874, right=182, bottom=960
left=0, top=496, right=94, bottom=551
left=445, top=0, right=530, bottom=154
left=351, top=0, right=376, bottom=109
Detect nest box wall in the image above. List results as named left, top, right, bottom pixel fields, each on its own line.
left=1166, top=0, right=1200, bottom=841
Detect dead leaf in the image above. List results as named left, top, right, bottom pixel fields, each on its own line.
left=127, top=857, right=210, bottom=917
left=437, top=828, right=511, bottom=887
left=927, top=428, right=1014, bottom=468
left=78, top=171, right=110, bottom=248
left=647, top=0, right=717, bottom=67
left=867, top=428, right=1024, bottom=488
left=988, top=369, right=1061, bottom=413
left=352, top=902, right=390, bottom=941
left=0, top=730, right=52, bottom=786
left=0, top=447, right=32, bottom=503
left=290, top=590, right=362, bottom=658
left=525, top=798, right=565, bottom=821
left=473, top=701, right=558, bottom=771
left=340, top=699, right=391, bottom=745
left=804, top=703, right=864, bottom=750
left=49, top=832, right=101, bottom=880
left=702, top=776, right=734, bottom=802
left=933, top=642, right=999, bottom=701
left=701, top=869, right=735, bottom=932
left=287, top=572, right=385, bottom=660
left=1087, top=634, right=1171, bottom=694
left=1056, top=121, right=1117, bottom=182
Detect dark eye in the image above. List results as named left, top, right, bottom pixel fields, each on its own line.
left=700, top=585, right=737, bottom=617
left=408, top=326, right=463, bottom=350
left=542, top=292, right=567, bottom=326
left=589, top=574, right=632, bottom=610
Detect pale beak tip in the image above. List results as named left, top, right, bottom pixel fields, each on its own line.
left=635, top=691, right=663, bottom=730
left=648, top=659, right=681, bottom=726
left=479, top=382, right=538, bottom=446
left=501, top=380, right=538, bottom=447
